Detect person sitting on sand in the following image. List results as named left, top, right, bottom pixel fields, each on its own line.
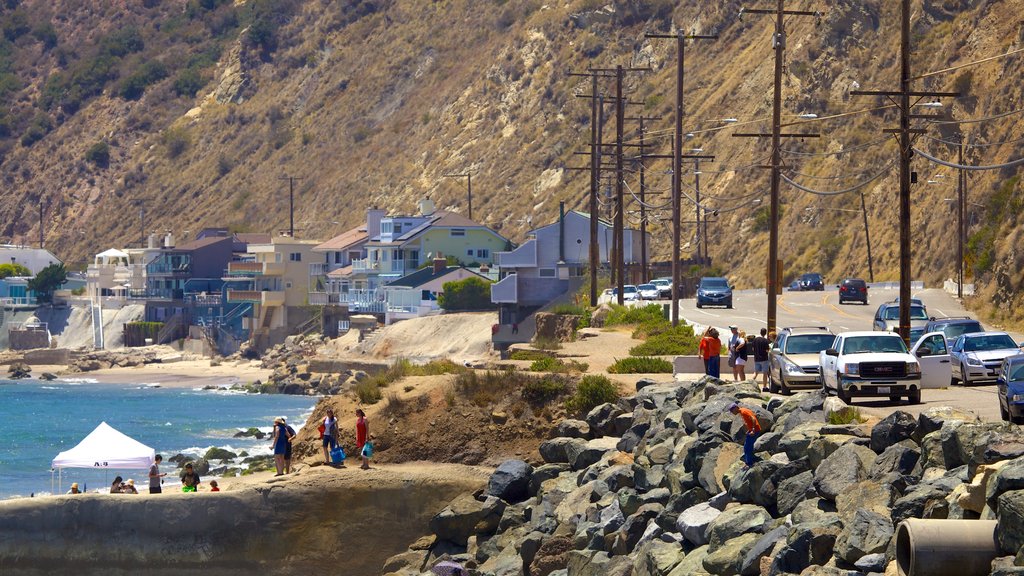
left=209, top=480, right=219, bottom=492
left=121, top=479, right=139, bottom=494
left=110, top=476, right=124, bottom=494
left=180, top=463, right=201, bottom=493
left=67, top=482, right=81, bottom=494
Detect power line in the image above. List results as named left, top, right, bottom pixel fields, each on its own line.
left=912, top=147, right=1024, bottom=171
left=781, top=161, right=895, bottom=195
left=914, top=46, right=1024, bottom=79
left=926, top=106, right=1024, bottom=125
left=920, top=133, right=1024, bottom=148
left=781, top=136, right=892, bottom=157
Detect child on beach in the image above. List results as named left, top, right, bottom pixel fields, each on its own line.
left=209, top=480, right=219, bottom=492
left=361, top=434, right=375, bottom=470
left=180, top=463, right=201, bottom=492
left=110, top=476, right=124, bottom=494
left=355, top=409, right=370, bottom=470
left=122, top=479, right=138, bottom=494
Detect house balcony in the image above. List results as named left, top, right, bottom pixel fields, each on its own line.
left=227, top=261, right=286, bottom=276
left=227, top=289, right=285, bottom=306
left=352, top=258, right=379, bottom=273
left=309, top=292, right=340, bottom=306
left=496, top=239, right=537, bottom=268
left=490, top=274, right=518, bottom=304
left=309, top=263, right=330, bottom=277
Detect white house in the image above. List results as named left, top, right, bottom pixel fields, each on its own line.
left=0, top=245, right=62, bottom=275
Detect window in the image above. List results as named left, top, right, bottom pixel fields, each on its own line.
left=467, top=249, right=474, bottom=257
left=394, top=223, right=402, bottom=234
left=289, top=252, right=302, bottom=262
left=381, top=222, right=393, bottom=234
left=334, top=252, right=343, bottom=264
left=450, top=228, right=465, bottom=237
left=285, top=282, right=293, bottom=289
left=409, top=250, right=419, bottom=264
left=476, top=249, right=489, bottom=259
left=393, top=249, right=403, bottom=260
left=539, top=268, right=556, bottom=278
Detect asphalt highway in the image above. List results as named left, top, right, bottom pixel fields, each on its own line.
left=673, top=285, right=1023, bottom=423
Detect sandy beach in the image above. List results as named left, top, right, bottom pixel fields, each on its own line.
left=52, top=358, right=274, bottom=389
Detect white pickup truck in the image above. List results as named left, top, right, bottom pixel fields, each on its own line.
left=819, top=331, right=942, bottom=404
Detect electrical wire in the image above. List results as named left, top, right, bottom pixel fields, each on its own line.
left=623, top=180, right=674, bottom=210
left=780, top=161, right=895, bottom=196
left=920, top=133, right=1024, bottom=148
left=927, top=106, right=1024, bottom=125
left=914, top=46, right=1024, bottom=79
left=912, top=147, right=1024, bottom=171
left=781, top=136, right=892, bottom=157
left=785, top=163, right=891, bottom=180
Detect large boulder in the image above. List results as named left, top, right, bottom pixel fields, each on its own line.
left=998, top=490, right=1024, bottom=554
left=539, top=437, right=586, bottom=464
left=870, top=443, right=922, bottom=478
left=870, top=411, right=918, bottom=453
left=676, top=502, right=721, bottom=546
left=586, top=403, right=625, bottom=438
left=739, top=524, right=789, bottom=576
left=701, top=532, right=761, bottom=576
left=776, top=470, right=814, bottom=516
left=487, top=459, right=534, bottom=503
left=913, top=405, right=981, bottom=443
left=893, top=484, right=951, bottom=523
left=833, top=509, right=894, bottom=564
left=812, top=443, right=875, bottom=500
left=986, top=456, right=1024, bottom=513
left=633, top=539, right=685, bottom=576
left=705, top=504, right=772, bottom=553
left=556, top=419, right=591, bottom=439
left=429, top=494, right=507, bottom=545
left=771, top=517, right=843, bottom=574
left=529, top=535, right=572, bottom=576
left=567, top=437, right=619, bottom=471
left=835, top=479, right=898, bottom=521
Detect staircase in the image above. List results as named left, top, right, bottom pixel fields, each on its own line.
left=91, top=304, right=104, bottom=349
left=295, top=309, right=323, bottom=337
left=156, top=313, right=186, bottom=345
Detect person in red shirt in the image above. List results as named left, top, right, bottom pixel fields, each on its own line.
left=729, top=402, right=762, bottom=468
left=701, top=328, right=722, bottom=378
left=355, top=408, right=370, bottom=470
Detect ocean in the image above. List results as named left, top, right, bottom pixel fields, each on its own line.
left=0, top=377, right=318, bottom=499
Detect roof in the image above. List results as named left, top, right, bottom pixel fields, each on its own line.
left=837, top=331, right=903, bottom=337
left=96, top=248, right=129, bottom=259
left=387, top=265, right=488, bottom=288
left=173, top=236, right=233, bottom=251
left=327, top=265, right=353, bottom=278
left=392, top=210, right=485, bottom=242
left=315, top=226, right=369, bottom=252
left=234, top=233, right=272, bottom=244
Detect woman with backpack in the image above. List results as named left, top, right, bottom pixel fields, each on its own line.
left=321, top=409, right=339, bottom=465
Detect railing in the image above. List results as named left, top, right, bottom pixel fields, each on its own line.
left=147, top=263, right=191, bottom=275
left=490, top=274, right=518, bottom=303
left=1, top=296, right=38, bottom=307
left=309, top=263, right=329, bottom=276
left=309, top=292, right=339, bottom=306
left=496, top=239, right=538, bottom=268
left=352, top=259, right=379, bottom=272
left=185, top=293, right=224, bottom=306
left=226, top=290, right=285, bottom=306
left=227, top=261, right=286, bottom=276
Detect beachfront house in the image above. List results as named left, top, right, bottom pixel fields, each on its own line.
left=308, top=221, right=370, bottom=306
left=381, top=259, right=495, bottom=324
left=491, top=205, right=650, bottom=318
left=86, top=247, right=160, bottom=304
left=225, top=236, right=320, bottom=349
left=0, top=245, right=63, bottom=309
left=327, top=200, right=509, bottom=316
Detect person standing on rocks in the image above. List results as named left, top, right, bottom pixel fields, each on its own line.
left=282, top=416, right=297, bottom=474
left=355, top=409, right=370, bottom=470
left=149, top=454, right=167, bottom=494
left=321, top=409, right=339, bottom=465
left=271, top=417, right=292, bottom=476
left=728, top=325, right=742, bottom=381
left=734, top=330, right=749, bottom=381
left=729, top=403, right=761, bottom=468
left=752, top=328, right=771, bottom=390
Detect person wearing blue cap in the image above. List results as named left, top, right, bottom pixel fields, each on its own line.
left=729, top=402, right=762, bottom=468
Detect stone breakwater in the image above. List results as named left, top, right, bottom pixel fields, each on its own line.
left=385, top=376, right=1024, bottom=576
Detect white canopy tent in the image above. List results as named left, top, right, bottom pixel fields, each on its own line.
left=51, top=422, right=155, bottom=493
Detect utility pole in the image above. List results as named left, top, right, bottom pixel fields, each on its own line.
left=957, top=133, right=965, bottom=298
left=38, top=202, right=43, bottom=249
left=625, top=114, right=663, bottom=283
left=859, top=191, right=875, bottom=282
left=443, top=172, right=473, bottom=220
left=733, top=1, right=821, bottom=335
left=646, top=30, right=716, bottom=326
left=139, top=208, right=146, bottom=249
left=279, top=175, right=304, bottom=238
left=852, top=0, right=957, bottom=345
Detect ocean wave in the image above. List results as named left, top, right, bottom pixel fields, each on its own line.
left=57, top=378, right=97, bottom=384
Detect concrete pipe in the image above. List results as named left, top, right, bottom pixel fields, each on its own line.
left=895, top=518, right=999, bottom=576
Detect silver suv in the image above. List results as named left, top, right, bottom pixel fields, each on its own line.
left=768, top=326, right=835, bottom=394
left=873, top=300, right=929, bottom=332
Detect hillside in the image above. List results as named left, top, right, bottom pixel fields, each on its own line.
left=0, top=0, right=1020, bottom=322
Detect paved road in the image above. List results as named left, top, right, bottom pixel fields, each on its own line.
left=667, top=286, right=1023, bottom=423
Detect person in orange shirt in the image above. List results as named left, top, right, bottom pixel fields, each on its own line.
left=701, top=328, right=722, bottom=378
left=729, top=402, right=762, bottom=468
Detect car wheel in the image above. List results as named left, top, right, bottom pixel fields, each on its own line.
left=836, top=378, right=850, bottom=403
left=1001, top=401, right=1010, bottom=421
left=726, top=301, right=733, bottom=309
left=696, top=302, right=703, bottom=309
left=768, top=373, right=780, bottom=394
left=890, top=394, right=902, bottom=403
left=960, top=364, right=971, bottom=386
left=780, top=374, right=792, bottom=395
left=908, top=388, right=921, bottom=404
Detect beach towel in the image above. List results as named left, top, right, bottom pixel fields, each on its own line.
left=330, top=447, right=346, bottom=463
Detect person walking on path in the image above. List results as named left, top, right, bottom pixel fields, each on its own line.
left=271, top=417, right=293, bottom=476
left=734, top=330, right=749, bottom=381
left=752, top=328, right=771, bottom=390
left=729, top=403, right=762, bottom=468
left=728, top=325, right=742, bottom=381
left=149, top=454, right=166, bottom=494
left=355, top=409, right=370, bottom=470
left=705, top=328, right=722, bottom=378
left=321, top=409, right=339, bottom=465
left=180, top=463, right=201, bottom=492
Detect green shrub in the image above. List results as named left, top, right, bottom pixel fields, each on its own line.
left=605, top=304, right=667, bottom=327
left=629, top=325, right=699, bottom=355
left=827, top=407, right=863, bottom=425
left=521, top=377, right=569, bottom=405
left=532, top=336, right=562, bottom=350
left=85, top=141, right=110, bottom=167
left=529, top=357, right=589, bottom=373
left=438, top=276, right=495, bottom=311
left=119, top=60, right=168, bottom=100
left=163, top=126, right=191, bottom=158
left=509, top=349, right=555, bottom=361
left=355, top=380, right=382, bottom=404
left=566, top=375, right=620, bottom=416
left=607, top=356, right=673, bottom=374
left=551, top=303, right=591, bottom=329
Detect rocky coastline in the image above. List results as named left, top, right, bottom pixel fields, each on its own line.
left=384, top=375, right=1024, bottom=576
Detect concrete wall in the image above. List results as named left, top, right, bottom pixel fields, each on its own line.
left=0, top=466, right=484, bottom=576
left=8, top=328, right=49, bottom=350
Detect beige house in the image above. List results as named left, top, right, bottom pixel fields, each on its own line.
left=86, top=247, right=160, bottom=304
left=226, top=236, right=320, bottom=348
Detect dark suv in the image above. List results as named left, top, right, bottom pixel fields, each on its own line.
left=838, top=278, right=868, bottom=305
left=799, top=273, right=825, bottom=291
left=924, top=317, right=984, bottom=346
left=696, top=277, right=733, bottom=309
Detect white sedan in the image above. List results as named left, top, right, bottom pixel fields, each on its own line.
left=637, top=283, right=660, bottom=300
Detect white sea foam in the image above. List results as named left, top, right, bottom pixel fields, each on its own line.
left=57, top=378, right=97, bottom=384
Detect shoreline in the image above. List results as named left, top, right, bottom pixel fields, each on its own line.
left=40, top=358, right=274, bottom=389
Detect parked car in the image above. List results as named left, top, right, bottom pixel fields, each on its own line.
left=612, top=285, right=640, bottom=302
left=651, top=278, right=672, bottom=298
left=950, top=331, right=1023, bottom=385
left=997, top=355, right=1024, bottom=423
left=924, top=316, right=984, bottom=346
left=696, top=277, right=733, bottom=308
left=637, top=283, right=660, bottom=300
left=819, top=331, right=924, bottom=404
left=799, top=273, right=825, bottom=291
left=768, top=326, right=835, bottom=394
left=838, top=278, right=868, bottom=305
left=873, top=300, right=929, bottom=332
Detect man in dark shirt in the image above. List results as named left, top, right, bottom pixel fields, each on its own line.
left=752, top=328, right=771, bottom=391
